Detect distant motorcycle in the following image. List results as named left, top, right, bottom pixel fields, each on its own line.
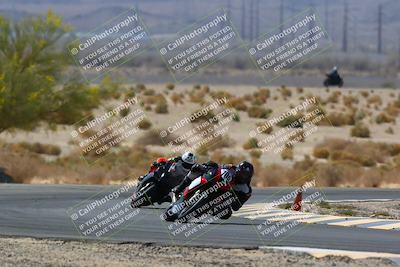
left=324, top=73, right=343, bottom=88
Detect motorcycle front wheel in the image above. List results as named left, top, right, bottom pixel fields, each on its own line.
left=131, top=183, right=159, bottom=208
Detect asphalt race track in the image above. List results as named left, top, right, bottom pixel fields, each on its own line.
left=0, top=184, right=399, bottom=254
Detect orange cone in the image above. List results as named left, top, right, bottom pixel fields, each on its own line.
left=292, top=190, right=302, bottom=211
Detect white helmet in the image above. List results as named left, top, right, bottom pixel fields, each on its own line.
left=181, top=151, right=196, bottom=168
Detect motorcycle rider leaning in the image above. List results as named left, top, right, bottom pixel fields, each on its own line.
left=327, top=66, right=339, bottom=79
left=172, top=160, right=254, bottom=219
left=136, top=152, right=197, bottom=203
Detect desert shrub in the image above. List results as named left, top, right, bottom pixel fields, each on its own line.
left=170, top=93, right=184, bottom=104
left=251, top=88, right=270, bottom=104
left=243, top=138, right=259, bottom=150
left=98, top=76, right=121, bottom=99
left=232, top=113, right=240, bottom=122
left=136, top=83, right=146, bottom=92
left=292, top=155, right=316, bottom=172
left=354, top=109, right=366, bottom=122
left=135, top=129, right=168, bottom=146
left=230, top=97, right=248, bottom=111
left=324, top=112, right=355, bottom=126
left=385, top=127, right=394, bottom=134
left=202, top=85, right=210, bottom=93
left=247, top=106, right=272, bottom=119
left=394, top=96, right=400, bottom=108
left=257, top=88, right=271, bottom=98
left=256, top=122, right=273, bottom=134
left=276, top=114, right=303, bottom=128
left=138, top=118, right=152, bottom=130
left=330, top=151, right=375, bottom=167
left=154, top=101, right=168, bottom=114
left=18, top=142, right=61, bottom=156
left=210, top=150, right=245, bottom=165
left=313, top=147, right=330, bottom=159
left=143, top=88, right=155, bottom=96
left=367, top=95, right=382, bottom=105
left=289, top=129, right=305, bottom=143
left=125, top=90, right=135, bottom=99
left=313, top=139, right=400, bottom=168
left=190, top=109, right=215, bottom=123
left=280, top=146, right=293, bottom=160
left=144, top=94, right=166, bottom=105
left=388, top=144, right=400, bottom=156
left=350, top=123, right=370, bottom=138
left=393, top=155, right=400, bottom=167
left=249, top=149, right=262, bottom=159
left=385, top=103, right=400, bottom=117
left=326, top=91, right=341, bottom=103
left=196, top=135, right=234, bottom=155
left=189, top=88, right=207, bottom=103
left=360, top=91, right=369, bottom=98
left=342, top=95, right=359, bottom=107
left=166, top=83, right=175, bottom=90
left=314, top=163, right=343, bottom=186
left=119, top=107, right=130, bottom=117
left=210, top=90, right=232, bottom=101
left=280, top=85, right=292, bottom=98
left=375, top=112, right=395, bottom=124
left=251, top=97, right=265, bottom=106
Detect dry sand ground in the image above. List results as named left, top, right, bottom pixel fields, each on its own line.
left=1, top=84, right=399, bottom=186
left=0, top=237, right=395, bottom=267
left=1, top=85, right=398, bottom=164
left=303, top=200, right=400, bottom=220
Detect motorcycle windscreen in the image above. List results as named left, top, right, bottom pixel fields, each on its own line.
left=188, top=177, right=203, bottom=190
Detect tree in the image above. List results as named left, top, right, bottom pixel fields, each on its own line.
left=0, top=10, right=98, bottom=133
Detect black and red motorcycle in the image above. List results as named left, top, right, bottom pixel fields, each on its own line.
left=131, top=162, right=180, bottom=208
left=162, top=167, right=236, bottom=223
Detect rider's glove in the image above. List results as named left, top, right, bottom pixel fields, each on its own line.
left=191, top=163, right=205, bottom=173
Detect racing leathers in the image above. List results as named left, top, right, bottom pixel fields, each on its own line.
left=173, top=161, right=252, bottom=219
left=137, top=157, right=195, bottom=203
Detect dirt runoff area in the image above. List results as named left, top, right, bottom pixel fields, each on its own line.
left=303, top=201, right=400, bottom=219
left=0, top=237, right=395, bottom=267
